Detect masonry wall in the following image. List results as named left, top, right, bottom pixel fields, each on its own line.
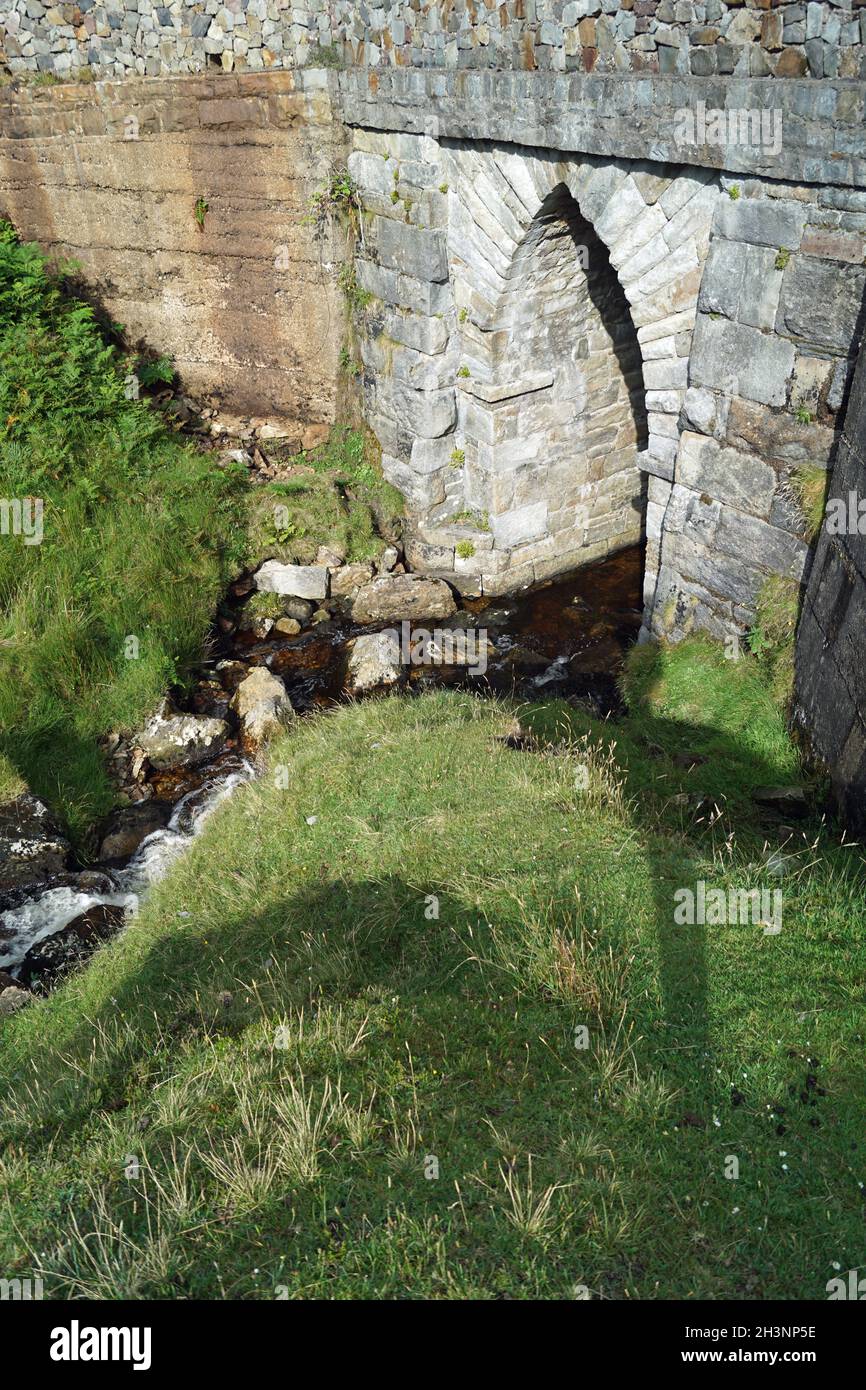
left=794, top=337, right=866, bottom=832
left=1, top=0, right=865, bottom=84
left=0, top=68, right=347, bottom=437
left=646, top=173, right=865, bottom=640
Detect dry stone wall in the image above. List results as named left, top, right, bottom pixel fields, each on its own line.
left=1, top=0, right=865, bottom=83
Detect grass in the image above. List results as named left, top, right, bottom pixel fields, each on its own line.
left=243, top=427, right=403, bottom=571
left=0, top=222, right=402, bottom=849
left=0, top=221, right=248, bottom=850
left=786, top=463, right=828, bottom=544
left=1, top=642, right=863, bottom=1300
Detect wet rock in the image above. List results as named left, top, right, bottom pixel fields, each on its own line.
left=231, top=668, right=294, bottom=747
left=0, top=985, right=32, bottom=1017
left=136, top=702, right=230, bottom=772
left=274, top=617, right=302, bottom=636
left=0, top=793, right=70, bottom=891
left=281, top=596, right=315, bottom=624
left=350, top=574, right=457, bottom=624
left=239, top=613, right=274, bottom=640
left=505, top=644, right=550, bottom=670
left=18, top=904, right=125, bottom=992
left=99, top=802, right=171, bottom=861
left=216, top=660, right=249, bottom=692
left=347, top=631, right=405, bottom=693
left=254, top=561, right=329, bottom=601
left=190, top=679, right=232, bottom=721
left=76, top=870, right=118, bottom=894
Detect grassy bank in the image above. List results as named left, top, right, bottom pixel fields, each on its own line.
left=1, top=643, right=863, bottom=1299
left=0, top=223, right=398, bottom=850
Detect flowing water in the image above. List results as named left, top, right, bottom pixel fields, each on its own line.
left=1, top=544, right=643, bottom=987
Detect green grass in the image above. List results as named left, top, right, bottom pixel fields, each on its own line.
left=1, top=648, right=863, bottom=1300
left=243, top=428, right=403, bottom=571
left=0, top=223, right=402, bottom=849
left=0, top=222, right=249, bottom=849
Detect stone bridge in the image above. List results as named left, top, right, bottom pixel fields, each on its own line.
left=339, top=69, right=866, bottom=649
left=1, top=4, right=866, bottom=816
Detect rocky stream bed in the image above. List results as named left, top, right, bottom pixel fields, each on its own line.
left=0, top=543, right=643, bottom=1010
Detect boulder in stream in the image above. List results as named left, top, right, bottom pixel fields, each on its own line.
left=350, top=574, right=457, bottom=624
left=254, top=561, right=329, bottom=602
left=136, top=703, right=230, bottom=772
left=232, top=667, right=294, bottom=748
left=0, top=793, right=70, bottom=892
left=17, top=903, right=126, bottom=993
left=347, top=630, right=405, bottom=694
left=99, top=802, right=171, bottom=861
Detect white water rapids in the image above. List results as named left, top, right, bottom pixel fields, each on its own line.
left=0, top=762, right=253, bottom=974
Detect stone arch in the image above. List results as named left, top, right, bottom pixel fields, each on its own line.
left=349, top=131, right=721, bottom=597
left=452, top=179, right=648, bottom=570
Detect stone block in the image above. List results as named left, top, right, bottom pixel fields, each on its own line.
left=677, top=431, right=777, bottom=517
left=371, top=216, right=448, bottom=284
left=490, top=501, right=549, bottom=548
left=714, top=196, right=807, bottom=250
left=776, top=257, right=866, bottom=354
left=255, top=561, right=329, bottom=600
left=690, top=315, right=795, bottom=407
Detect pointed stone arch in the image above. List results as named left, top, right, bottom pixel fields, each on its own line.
left=349, top=131, right=721, bottom=598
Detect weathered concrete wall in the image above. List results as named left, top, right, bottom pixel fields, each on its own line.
left=1, top=0, right=865, bottom=83
left=0, top=67, right=347, bottom=435
left=794, top=337, right=866, bottom=832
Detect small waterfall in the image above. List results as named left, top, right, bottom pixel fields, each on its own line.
left=0, top=762, right=253, bottom=974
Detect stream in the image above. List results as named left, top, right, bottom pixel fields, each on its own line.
left=0, top=544, right=642, bottom=993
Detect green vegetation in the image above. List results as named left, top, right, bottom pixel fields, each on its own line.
left=727, top=185, right=741, bottom=201
left=775, top=248, right=792, bottom=271
left=1, top=642, right=863, bottom=1299
left=338, top=342, right=361, bottom=378
left=336, top=263, right=373, bottom=315
left=308, top=167, right=362, bottom=239
left=0, top=221, right=247, bottom=849
left=243, top=428, right=402, bottom=571
left=193, top=197, right=209, bottom=232
left=0, top=224, right=402, bottom=848
left=449, top=447, right=465, bottom=467
left=747, top=575, right=802, bottom=713
left=795, top=404, right=815, bottom=425
left=787, top=462, right=828, bottom=543
left=455, top=539, right=475, bottom=559
left=305, top=43, right=345, bottom=70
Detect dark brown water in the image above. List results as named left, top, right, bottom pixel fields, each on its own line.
left=215, top=544, right=644, bottom=717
